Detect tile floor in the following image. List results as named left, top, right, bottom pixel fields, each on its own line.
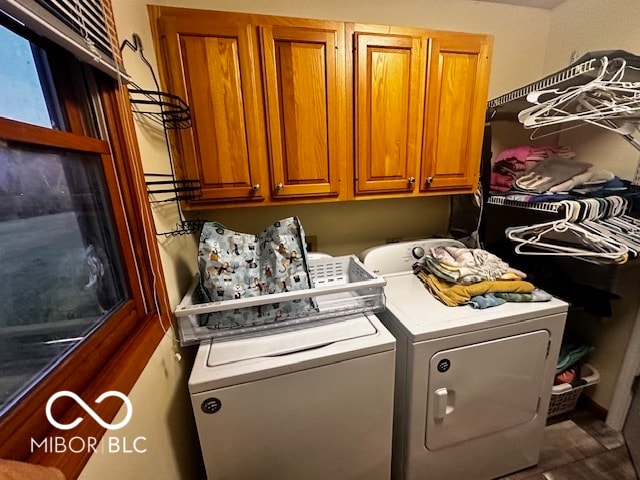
left=498, top=408, right=638, bottom=479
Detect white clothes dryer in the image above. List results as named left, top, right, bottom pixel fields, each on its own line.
left=361, top=239, right=568, bottom=480
left=189, top=313, right=396, bottom=480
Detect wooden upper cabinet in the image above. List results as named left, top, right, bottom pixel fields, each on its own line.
left=155, top=10, right=267, bottom=203
left=354, top=32, right=426, bottom=194
left=420, top=34, right=492, bottom=192
left=150, top=7, right=493, bottom=206
left=260, top=23, right=344, bottom=199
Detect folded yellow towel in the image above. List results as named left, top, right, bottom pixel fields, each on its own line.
left=421, top=272, right=535, bottom=307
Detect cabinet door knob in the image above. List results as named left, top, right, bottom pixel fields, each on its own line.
left=426, top=176, right=433, bottom=185
left=252, top=184, right=261, bottom=191
left=276, top=183, right=284, bottom=190
left=408, top=177, right=416, bottom=184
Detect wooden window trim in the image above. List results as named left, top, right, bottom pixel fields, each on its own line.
left=0, top=69, right=170, bottom=479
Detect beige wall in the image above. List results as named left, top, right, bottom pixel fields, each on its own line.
left=81, top=1, right=556, bottom=478
left=546, top=0, right=640, bottom=182
left=543, top=0, right=640, bottom=412
left=77, top=336, right=205, bottom=480
left=489, top=0, right=640, bottom=413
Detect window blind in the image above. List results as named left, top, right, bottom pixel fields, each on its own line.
left=0, top=0, right=125, bottom=79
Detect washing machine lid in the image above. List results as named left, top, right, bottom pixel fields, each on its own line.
left=189, top=314, right=395, bottom=393
left=382, top=273, right=568, bottom=342
left=206, top=315, right=377, bottom=367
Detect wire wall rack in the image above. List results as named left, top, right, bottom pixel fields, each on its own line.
left=486, top=50, right=640, bottom=185
left=120, top=33, right=203, bottom=238
left=487, top=195, right=565, bottom=213
left=487, top=50, right=640, bottom=118
left=487, top=56, right=602, bottom=114
left=128, top=88, right=191, bottom=130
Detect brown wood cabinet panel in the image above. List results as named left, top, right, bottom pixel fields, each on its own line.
left=421, top=34, right=492, bottom=192
left=260, top=24, right=343, bottom=198
left=151, top=8, right=493, bottom=207
left=156, top=12, right=267, bottom=203
left=354, top=32, right=425, bottom=194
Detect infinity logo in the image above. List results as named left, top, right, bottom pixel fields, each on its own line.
left=45, top=391, right=133, bottom=431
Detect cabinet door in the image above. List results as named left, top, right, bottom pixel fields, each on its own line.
left=421, top=35, right=492, bottom=192
left=354, top=33, right=425, bottom=194
left=260, top=24, right=343, bottom=199
left=157, top=13, right=266, bottom=203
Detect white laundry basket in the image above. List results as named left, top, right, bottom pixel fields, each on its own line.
left=548, top=363, right=600, bottom=417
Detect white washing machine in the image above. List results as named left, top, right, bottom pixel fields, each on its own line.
left=361, top=239, right=568, bottom=480
left=189, top=313, right=396, bottom=480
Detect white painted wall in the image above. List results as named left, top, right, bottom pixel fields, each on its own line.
left=80, top=1, right=555, bottom=478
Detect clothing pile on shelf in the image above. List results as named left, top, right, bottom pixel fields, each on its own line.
left=490, top=144, right=637, bottom=204
left=555, top=342, right=594, bottom=386
left=412, top=245, right=552, bottom=308
left=490, top=145, right=576, bottom=193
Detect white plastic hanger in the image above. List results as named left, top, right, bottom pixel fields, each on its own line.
left=507, top=220, right=628, bottom=261
left=518, top=56, right=640, bottom=130
left=505, top=200, right=630, bottom=263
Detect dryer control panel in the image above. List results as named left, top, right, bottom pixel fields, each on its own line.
left=361, top=239, right=464, bottom=275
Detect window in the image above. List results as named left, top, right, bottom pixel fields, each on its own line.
left=0, top=24, right=51, bottom=127
left=0, top=12, right=167, bottom=479
left=0, top=143, right=128, bottom=413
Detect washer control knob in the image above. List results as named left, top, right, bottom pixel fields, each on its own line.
left=201, top=397, right=222, bottom=414
left=411, top=246, right=425, bottom=259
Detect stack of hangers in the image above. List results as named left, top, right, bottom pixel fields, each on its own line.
left=562, top=197, right=629, bottom=220
left=517, top=53, right=640, bottom=138
left=506, top=197, right=637, bottom=264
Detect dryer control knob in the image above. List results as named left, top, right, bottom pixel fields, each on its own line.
left=411, top=246, right=425, bottom=259
left=201, top=397, right=222, bottom=414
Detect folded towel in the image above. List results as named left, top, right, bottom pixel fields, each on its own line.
left=418, top=272, right=536, bottom=306
left=514, top=156, right=592, bottom=193
left=429, top=246, right=527, bottom=284
left=549, top=167, right=615, bottom=193
left=470, top=289, right=552, bottom=309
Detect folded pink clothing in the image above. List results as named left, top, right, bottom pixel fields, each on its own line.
left=496, top=160, right=527, bottom=172
left=496, top=145, right=538, bottom=163
left=496, top=145, right=575, bottom=163
left=493, top=159, right=526, bottom=177
left=490, top=172, right=513, bottom=192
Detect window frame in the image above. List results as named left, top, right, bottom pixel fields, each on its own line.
left=0, top=19, right=170, bottom=480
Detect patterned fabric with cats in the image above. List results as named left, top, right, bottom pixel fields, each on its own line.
left=197, top=217, right=317, bottom=331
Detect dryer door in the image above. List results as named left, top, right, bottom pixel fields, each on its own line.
left=426, top=330, right=550, bottom=450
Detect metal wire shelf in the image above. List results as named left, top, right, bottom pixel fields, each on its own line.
left=121, top=33, right=201, bottom=238
left=128, top=85, right=191, bottom=129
